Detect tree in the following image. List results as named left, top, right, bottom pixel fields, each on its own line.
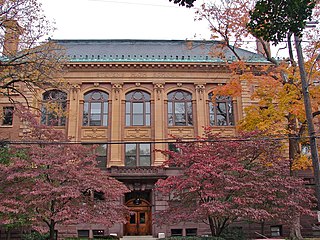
left=168, top=0, right=197, bottom=8
left=195, top=2, right=320, bottom=237
left=247, top=0, right=316, bottom=44
left=156, top=130, right=314, bottom=237
left=0, top=0, right=65, bottom=104
left=0, top=108, right=128, bottom=240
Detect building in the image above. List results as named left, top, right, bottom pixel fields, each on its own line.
left=1, top=39, right=310, bottom=239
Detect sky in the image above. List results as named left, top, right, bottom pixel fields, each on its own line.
left=38, top=0, right=211, bottom=40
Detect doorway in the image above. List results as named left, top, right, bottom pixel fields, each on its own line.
left=125, top=198, right=152, bottom=236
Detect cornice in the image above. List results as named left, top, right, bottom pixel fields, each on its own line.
left=65, top=61, right=270, bottom=71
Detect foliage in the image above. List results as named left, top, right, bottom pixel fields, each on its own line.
left=247, top=0, right=316, bottom=44
left=22, top=231, right=49, bottom=240
left=219, top=227, right=246, bottom=240
left=164, top=237, right=225, bottom=240
left=196, top=0, right=255, bottom=60
left=156, top=130, right=314, bottom=237
left=168, top=0, right=197, bottom=8
left=0, top=107, right=128, bottom=240
left=65, top=237, right=119, bottom=240
left=196, top=1, right=320, bottom=239
left=0, top=0, right=65, bottom=103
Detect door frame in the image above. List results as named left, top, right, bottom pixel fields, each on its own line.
left=124, top=198, right=152, bottom=236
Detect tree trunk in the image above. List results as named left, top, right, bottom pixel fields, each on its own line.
left=208, top=216, right=217, bottom=236
left=5, top=229, right=11, bottom=240
left=49, top=220, right=56, bottom=240
left=208, top=216, right=226, bottom=237
left=289, top=214, right=303, bottom=240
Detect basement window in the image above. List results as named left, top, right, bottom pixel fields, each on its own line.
left=77, top=230, right=89, bottom=238
left=186, top=228, right=197, bottom=236
left=171, top=229, right=182, bottom=236
left=270, top=225, right=282, bottom=237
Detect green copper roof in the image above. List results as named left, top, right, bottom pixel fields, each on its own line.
left=54, top=39, right=270, bottom=64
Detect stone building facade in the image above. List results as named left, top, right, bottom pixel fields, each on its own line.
left=2, top=39, right=309, bottom=239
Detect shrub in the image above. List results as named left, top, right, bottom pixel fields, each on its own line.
left=22, top=232, right=50, bottom=240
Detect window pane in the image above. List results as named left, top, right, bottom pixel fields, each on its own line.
left=133, top=102, right=143, bottom=113
left=91, top=114, right=101, bottom=123
left=217, top=102, right=226, bottom=114
left=133, top=115, right=144, bottom=125
left=175, top=102, right=185, bottom=114
left=175, top=91, right=184, bottom=100
left=103, top=103, right=108, bottom=113
left=168, top=102, right=173, bottom=114
left=103, top=115, right=108, bottom=126
left=91, top=103, right=102, bottom=114
left=217, top=114, right=227, bottom=126
left=42, top=90, right=67, bottom=126
left=146, top=102, right=150, bottom=113
left=90, top=114, right=102, bottom=126
left=175, top=113, right=186, bottom=125
left=125, top=156, right=136, bottom=167
left=140, top=144, right=151, bottom=155
left=168, top=113, right=173, bottom=126
left=187, top=102, right=192, bottom=125
left=96, top=144, right=107, bottom=156
left=2, top=107, right=13, bottom=125
left=84, top=102, right=89, bottom=112
left=126, top=114, right=131, bottom=126
left=209, top=115, right=215, bottom=126
left=130, top=213, right=136, bottom=224
left=126, top=144, right=137, bottom=155
left=126, top=102, right=131, bottom=114
left=140, top=212, right=146, bottom=224
left=209, top=102, right=214, bottom=113
left=140, top=156, right=151, bottom=166
left=146, top=114, right=150, bottom=126
left=93, top=230, right=104, bottom=237
left=78, top=230, right=89, bottom=238
left=186, top=228, right=197, bottom=236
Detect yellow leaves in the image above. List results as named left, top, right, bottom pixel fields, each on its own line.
left=239, top=105, right=288, bottom=135
left=211, top=78, right=242, bottom=98
left=43, top=101, right=67, bottom=118
left=292, top=155, right=313, bottom=171
left=228, top=61, right=247, bottom=73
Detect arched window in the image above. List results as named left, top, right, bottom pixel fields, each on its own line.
left=168, top=90, right=193, bottom=126
left=41, top=90, right=67, bottom=126
left=208, top=93, right=234, bottom=126
left=83, top=90, right=108, bottom=126
left=125, top=90, right=151, bottom=126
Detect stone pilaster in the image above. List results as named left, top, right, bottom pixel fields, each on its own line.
left=195, top=84, right=206, bottom=137
left=153, top=83, right=166, bottom=166
left=109, top=83, right=123, bottom=167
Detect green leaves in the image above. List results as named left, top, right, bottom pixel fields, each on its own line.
left=169, top=0, right=197, bottom=8
left=247, top=0, right=316, bottom=44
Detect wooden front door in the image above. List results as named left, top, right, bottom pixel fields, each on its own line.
left=125, top=199, right=151, bottom=236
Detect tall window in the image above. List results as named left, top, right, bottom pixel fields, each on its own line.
left=41, top=90, right=67, bottom=126
left=125, top=143, right=151, bottom=167
left=83, top=90, right=108, bottom=126
left=168, top=90, right=193, bottom=126
left=2, top=106, right=14, bottom=126
left=95, top=144, right=107, bottom=169
left=209, top=93, right=234, bottom=126
left=125, top=90, right=151, bottom=126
